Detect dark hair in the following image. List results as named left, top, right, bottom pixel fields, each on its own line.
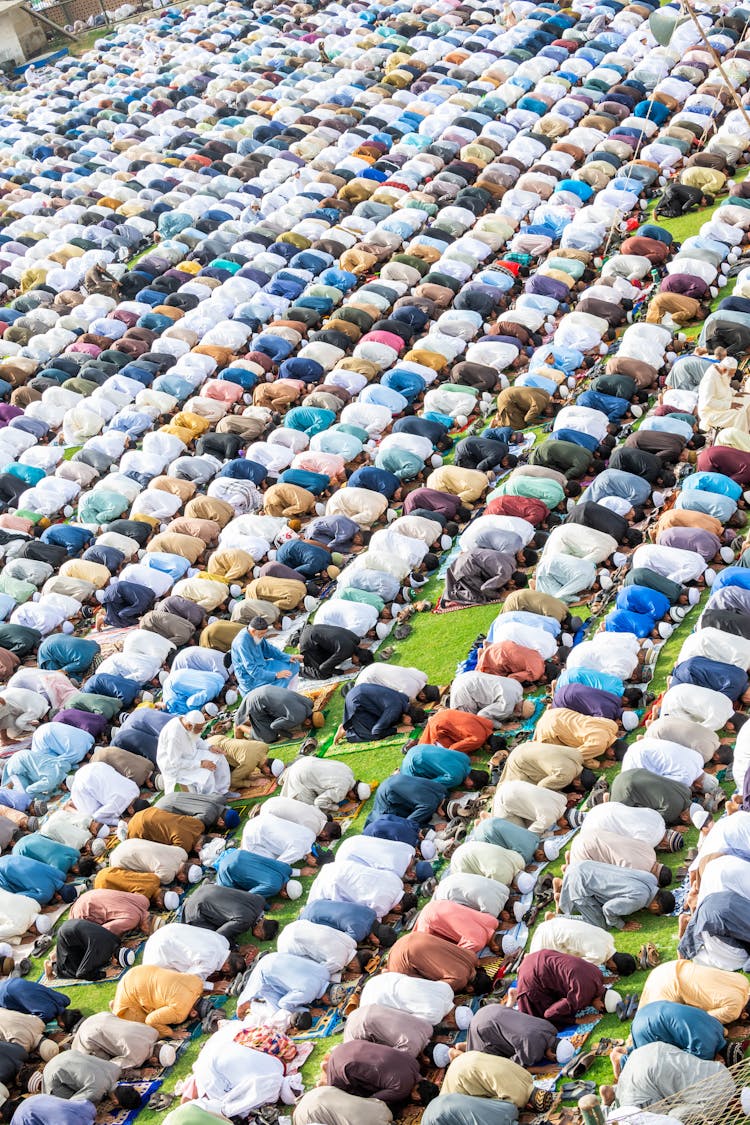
left=654, top=889, right=676, bottom=915
left=622, top=686, right=644, bottom=707
left=290, top=1010, right=313, bottom=1031
left=316, top=848, right=335, bottom=866
left=0, top=1100, right=21, bottom=1123
left=132, top=798, right=150, bottom=814
left=510, top=570, right=528, bottom=588
left=657, top=865, right=673, bottom=888
left=488, top=734, right=507, bottom=754
left=732, top=713, right=749, bottom=731
left=116, top=1087, right=142, bottom=1110
left=624, top=528, right=643, bottom=546
left=58, top=1009, right=82, bottom=1032
left=258, top=918, right=279, bottom=941
left=532, top=530, right=549, bottom=549
left=421, top=684, right=441, bottom=704
left=355, top=647, right=375, bottom=665
left=544, top=659, right=561, bottom=681
left=408, top=705, right=427, bottom=725
left=417, top=1080, right=440, bottom=1107
left=504, top=454, right=518, bottom=470
left=444, top=521, right=459, bottom=538
left=472, top=967, right=493, bottom=995
left=468, top=769, right=489, bottom=788
left=400, top=892, right=418, bottom=913
left=520, top=547, right=538, bottom=567
left=373, top=923, right=397, bottom=947
left=422, top=553, right=439, bottom=572
left=456, top=505, right=472, bottom=522
left=715, top=745, right=733, bottom=765
left=611, top=952, right=637, bottom=977
left=321, top=820, right=342, bottom=841
left=611, top=738, right=629, bottom=761
left=659, top=471, right=676, bottom=489
left=76, top=857, right=97, bottom=877
left=227, top=950, right=247, bottom=977
left=579, top=768, right=598, bottom=791
left=566, top=481, right=582, bottom=498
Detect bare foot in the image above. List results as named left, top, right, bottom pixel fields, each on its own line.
left=43, top=959, right=54, bottom=979
left=622, top=921, right=641, bottom=932
left=601, top=1086, right=616, bottom=1107
left=678, top=912, right=690, bottom=938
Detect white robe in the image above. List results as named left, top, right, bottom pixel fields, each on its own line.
left=276, top=919, right=357, bottom=977
left=240, top=814, right=315, bottom=866
left=191, top=1021, right=301, bottom=1119
left=621, top=739, right=704, bottom=789
left=355, top=664, right=428, bottom=701
left=579, top=802, right=666, bottom=848
left=156, top=717, right=230, bottom=795
left=142, top=923, right=230, bottom=979
left=259, top=797, right=327, bottom=837
left=0, top=888, right=40, bottom=943
left=307, top=860, right=404, bottom=919
left=492, top=780, right=567, bottom=834
left=659, top=683, right=734, bottom=731
left=530, top=916, right=615, bottom=965
left=335, top=835, right=414, bottom=878
left=69, top=762, right=140, bottom=825
left=359, top=973, right=454, bottom=1026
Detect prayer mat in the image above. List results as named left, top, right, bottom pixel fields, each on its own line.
left=100, top=1080, right=162, bottom=1125
left=37, top=936, right=145, bottom=987
left=13, top=902, right=69, bottom=959
left=293, top=978, right=362, bottom=1040
left=0, top=735, right=31, bottom=760
left=529, top=1018, right=602, bottom=1083
left=231, top=775, right=278, bottom=801
left=91, top=624, right=137, bottom=660
left=322, top=728, right=405, bottom=759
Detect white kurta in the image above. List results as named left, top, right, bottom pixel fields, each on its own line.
left=0, top=887, right=40, bottom=943
left=142, top=922, right=230, bottom=979
left=579, top=802, right=666, bottom=848
left=156, top=717, right=230, bottom=795
left=359, top=973, right=454, bottom=1025
left=530, top=916, right=615, bottom=965
left=307, top=860, right=404, bottom=919
left=280, top=758, right=355, bottom=813
left=276, top=919, right=357, bottom=977
left=335, top=835, right=415, bottom=878
left=69, top=762, right=140, bottom=825
left=492, top=780, right=567, bottom=834
left=355, top=664, right=428, bottom=700
left=259, top=797, right=327, bottom=837
left=240, top=813, right=315, bottom=866
left=659, top=683, right=734, bottom=731
left=191, top=1021, right=301, bottom=1118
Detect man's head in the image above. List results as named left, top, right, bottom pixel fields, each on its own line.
left=610, top=952, right=638, bottom=976
left=58, top=1008, right=82, bottom=1032
left=371, top=923, right=397, bottom=947
left=181, top=710, right=205, bottom=736
left=467, top=769, right=489, bottom=789
left=224, top=950, right=247, bottom=977
left=406, top=704, right=427, bottom=727
left=412, top=1080, right=440, bottom=1107
left=289, top=1010, right=313, bottom=1031
left=420, top=684, right=441, bottom=704
left=648, top=889, right=676, bottom=915
left=470, top=967, right=493, bottom=995
left=320, top=819, right=342, bottom=842
left=248, top=616, right=270, bottom=640
left=116, top=1088, right=142, bottom=1111
left=252, top=918, right=279, bottom=942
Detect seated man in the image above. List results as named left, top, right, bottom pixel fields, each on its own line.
left=156, top=712, right=230, bottom=796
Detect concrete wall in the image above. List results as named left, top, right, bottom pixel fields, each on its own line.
left=0, top=6, right=47, bottom=64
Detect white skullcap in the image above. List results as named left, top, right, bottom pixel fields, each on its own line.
left=204, top=702, right=219, bottom=717
left=622, top=710, right=639, bottom=732
left=95, top=589, right=106, bottom=603
left=454, top=1005, right=473, bottom=1030
left=118, top=947, right=136, bottom=968
left=0, top=1081, right=8, bottom=1106
left=159, top=1044, right=177, bottom=1068
left=690, top=802, right=710, bottom=830
left=455, top=414, right=468, bottom=427
left=430, top=454, right=443, bottom=469
left=376, top=622, right=391, bottom=639
left=513, top=901, right=527, bottom=923
left=433, top=1043, right=451, bottom=1068
left=421, top=839, right=437, bottom=861
left=502, top=932, right=521, bottom=956
left=61, top=621, right=74, bottom=635
left=270, top=759, right=285, bottom=778
left=604, top=989, right=622, bottom=1014
left=543, top=838, right=561, bottom=861
left=164, top=891, right=180, bottom=912
left=560, top=632, right=573, bottom=648
left=612, top=552, right=627, bottom=568
left=652, top=491, right=665, bottom=508
left=0, top=944, right=11, bottom=960
left=27, top=1072, right=43, bottom=1095
left=225, top=689, right=238, bottom=706
left=688, top=588, right=701, bottom=605
left=720, top=546, right=735, bottom=564
left=91, top=839, right=106, bottom=857
left=286, top=879, right=303, bottom=900
left=556, top=1039, right=576, bottom=1065
left=97, top=825, right=109, bottom=839
left=598, top=570, right=613, bottom=591
left=705, top=567, right=716, bottom=586
left=142, top=691, right=154, bottom=703
left=229, top=584, right=243, bottom=598
left=187, top=865, right=203, bottom=884
left=357, top=782, right=371, bottom=801
left=35, top=913, right=52, bottom=934
left=740, top=1087, right=750, bottom=1115
left=743, top=491, right=750, bottom=506
left=657, top=622, right=673, bottom=640
left=516, top=872, right=536, bottom=895
left=185, top=711, right=205, bottom=726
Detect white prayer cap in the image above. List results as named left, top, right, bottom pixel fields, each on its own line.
left=622, top=710, right=639, bottom=732
left=142, top=691, right=154, bottom=703
left=27, top=1071, right=43, bottom=1095
left=669, top=607, right=687, bottom=623
left=35, top=913, right=52, bottom=934
left=39, top=1039, right=59, bottom=1062
left=657, top=622, right=673, bottom=640
left=705, top=567, right=717, bottom=586
left=433, top=1043, right=451, bottom=1068
left=690, top=802, right=710, bottom=830
left=204, top=703, right=219, bottom=718
left=0, top=1081, right=8, bottom=1106
left=502, top=932, right=521, bottom=956
left=357, top=782, right=371, bottom=801
left=61, top=621, right=74, bottom=635
left=97, top=825, right=110, bottom=839
left=543, top=838, right=561, bottom=861
left=159, top=1044, right=177, bottom=1068
left=561, top=633, right=573, bottom=648
left=612, top=552, right=628, bottom=568
left=164, top=891, right=180, bottom=912
left=187, top=864, right=203, bottom=884
left=187, top=567, right=199, bottom=578
left=119, top=947, right=136, bottom=968
left=688, top=588, right=701, bottom=606
left=652, top=490, right=665, bottom=508
left=270, top=759, right=285, bottom=778
left=604, top=988, right=622, bottom=1014
left=513, top=901, right=527, bottom=922
left=421, top=839, right=437, bottom=861
left=456, top=414, right=468, bottom=427
left=95, top=589, right=107, bottom=603
left=225, top=689, right=238, bottom=706
left=286, top=879, right=303, bottom=900
left=430, top=454, right=443, bottom=468
left=744, top=490, right=750, bottom=505
left=556, top=1039, right=576, bottom=1065
left=598, top=343, right=608, bottom=355
left=185, top=711, right=205, bottom=726
left=720, top=546, right=735, bottom=564
left=440, top=535, right=452, bottom=551
left=229, top=584, right=243, bottom=599
left=597, top=569, right=613, bottom=591
left=158, top=671, right=169, bottom=687
left=516, top=872, right=536, bottom=895
left=0, top=944, right=10, bottom=960
left=376, top=622, right=390, bottom=639
left=454, top=1005, right=473, bottom=1030
left=91, top=839, right=106, bottom=857
left=741, top=1087, right=750, bottom=1115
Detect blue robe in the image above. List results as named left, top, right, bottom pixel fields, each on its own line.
left=0, top=979, right=70, bottom=1022
left=616, top=585, right=670, bottom=620
left=470, top=817, right=540, bottom=865
left=9, top=1095, right=96, bottom=1125
left=604, top=609, right=655, bottom=638
left=214, top=849, right=292, bottom=898
left=367, top=774, right=446, bottom=826
left=679, top=891, right=750, bottom=961
left=342, top=684, right=409, bottom=742
left=12, top=834, right=78, bottom=874
left=363, top=815, right=421, bottom=847
left=0, top=856, right=65, bottom=904
left=3, top=723, right=93, bottom=796
left=230, top=630, right=297, bottom=696
left=162, top=669, right=226, bottom=714
left=671, top=656, right=748, bottom=700
left=631, top=1001, right=725, bottom=1060
left=276, top=539, right=332, bottom=578
left=37, top=635, right=100, bottom=678
left=301, top=899, right=377, bottom=943
left=402, top=745, right=472, bottom=789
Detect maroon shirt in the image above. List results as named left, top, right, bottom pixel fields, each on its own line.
left=515, top=950, right=604, bottom=1028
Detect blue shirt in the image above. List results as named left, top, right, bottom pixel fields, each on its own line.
left=363, top=815, right=421, bottom=847
left=9, top=1095, right=96, bottom=1125
left=301, top=899, right=377, bottom=942
left=557, top=666, right=625, bottom=697
left=241, top=952, right=329, bottom=1012
left=401, top=745, right=472, bottom=789
left=631, top=1000, right=726, bottom=1060
left=214, top=849, right=292, bottom=898
left=0, top=979, right=69, bottom=1022
left=470, top=817, right=540, bottom=865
